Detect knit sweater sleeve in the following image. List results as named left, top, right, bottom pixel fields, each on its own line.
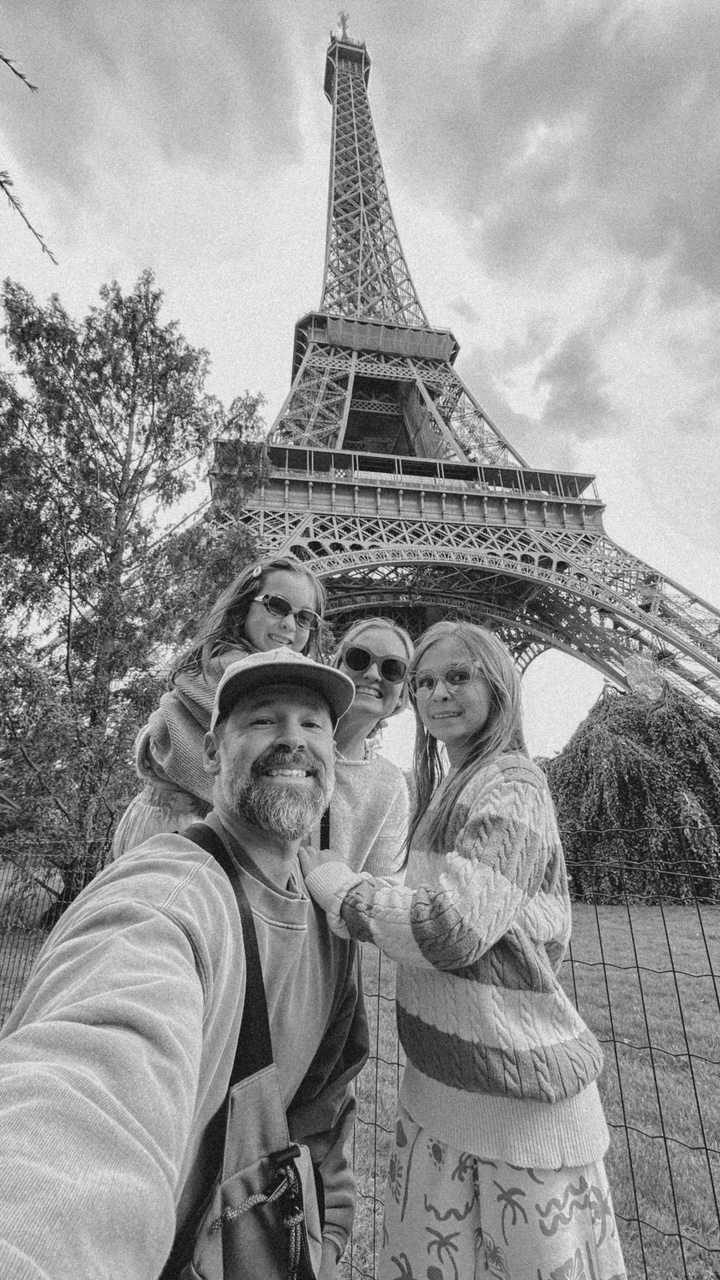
left=304, top=756, right=561, bottom=972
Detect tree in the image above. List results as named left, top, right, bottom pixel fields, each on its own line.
left=545, top=683, right=720, bottom=904
left=0, top=272, right=261, bottom=921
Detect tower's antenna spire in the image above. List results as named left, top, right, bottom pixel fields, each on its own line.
left=338, top=11, right=350, bottom=40
left=321, top=27, right=427, bottom=326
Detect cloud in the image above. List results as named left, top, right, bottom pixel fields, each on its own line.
left=449, top=296, right=481, bottom=325
left=373, top=1, right=720, bottom=298
left=495, top=315, right=557, bottom=373
left=536, top=326, right=614, bottom=441
left=0, top=1, right=306, bottom=199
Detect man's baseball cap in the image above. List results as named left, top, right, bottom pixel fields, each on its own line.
left=210, top=649, right=356, bottom=732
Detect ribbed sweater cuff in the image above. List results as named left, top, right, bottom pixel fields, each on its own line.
left=303, top=861, right=362, bottom=937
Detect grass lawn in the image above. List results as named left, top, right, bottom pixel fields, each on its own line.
left=343, top=905, right=720, bottom=1280
left=568, top=904, right=720, bottom=1280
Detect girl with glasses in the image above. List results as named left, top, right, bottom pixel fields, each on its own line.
left=310, top=617, right=414, bottom=876
left=112, top=555, right=325, bottom=857
left=304, top=620, right=626, bottom=1280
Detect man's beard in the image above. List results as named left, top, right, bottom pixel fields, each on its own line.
left=222, top=749, right=333, bottom=840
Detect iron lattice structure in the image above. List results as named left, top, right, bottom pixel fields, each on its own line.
left=212, top=28, right=720, bottom=702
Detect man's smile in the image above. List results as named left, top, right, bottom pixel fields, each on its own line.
left=253, top=749, right=321, bottom=783
left=263, top=767, right=316, bottom=778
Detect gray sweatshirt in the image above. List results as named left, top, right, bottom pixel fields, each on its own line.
left=0, top=823, right=368, bottom=1277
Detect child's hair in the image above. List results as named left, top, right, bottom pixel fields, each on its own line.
left=333, top=616, right=415, bottom=718
left=172, top=555, right=326, bottom=678
left=408, top=620, right=526, bottom=853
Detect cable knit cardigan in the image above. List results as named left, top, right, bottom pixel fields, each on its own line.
left=304, top=752, right=610, bottom=1168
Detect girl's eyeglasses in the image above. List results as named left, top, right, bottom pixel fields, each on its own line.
left=341, top=645, right=408, bottom=684
left=410, top=662, right=481, bottom=698
left=252, top=594, right=321, bottom=632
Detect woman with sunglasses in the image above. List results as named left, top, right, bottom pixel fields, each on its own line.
left=311, top=617, right=414, bottom=876
left=112, top=554, right=325, bottom=857
left=303, top=620, right=626, bottom=1279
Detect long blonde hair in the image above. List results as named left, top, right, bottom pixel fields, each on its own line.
left=408, top=621, right=526, bottom=852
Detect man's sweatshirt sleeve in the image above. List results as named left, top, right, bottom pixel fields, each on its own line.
left=0, top=853, right=233, bottom=1280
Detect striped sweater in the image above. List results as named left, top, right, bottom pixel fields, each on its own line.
left=304, top=753, right=609, bottom=1168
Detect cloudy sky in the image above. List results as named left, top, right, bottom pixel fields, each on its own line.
left=2, top=0, right=719, bottom=762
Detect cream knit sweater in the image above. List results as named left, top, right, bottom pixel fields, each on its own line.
left=309, top=748, right=409, bottom=877
left=305, top=753, right=610, bottom=1169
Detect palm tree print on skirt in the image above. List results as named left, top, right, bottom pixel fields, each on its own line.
left=380, top=1104, right=627, bottom=1280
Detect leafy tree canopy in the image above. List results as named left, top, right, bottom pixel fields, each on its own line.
left=0, top=273, right=261, bottom=920
left=1, top=271, right=223, bottom=623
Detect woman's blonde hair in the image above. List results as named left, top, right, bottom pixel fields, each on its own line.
left=172, top=555, right=326, bottom=678
left=408, top=620, right=526, bottom=852
left=333, top=616, right=415, bottom=719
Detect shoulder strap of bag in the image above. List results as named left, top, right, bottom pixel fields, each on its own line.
left=319, top=806, right=330, bottom=849
left=183, top=821, right=273, bottom=1085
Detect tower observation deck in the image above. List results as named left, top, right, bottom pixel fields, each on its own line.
left=212, top=26, right=720, bottom=704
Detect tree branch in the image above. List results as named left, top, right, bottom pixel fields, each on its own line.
left=1, top=48, right=39, bottom=91
left=11, top=738, right=73, bottom=823
left=58, top=510, right=75, bottom=691
left=0, top=850, right=63, bottom=902
left=0, top=171, right=58, bottom=265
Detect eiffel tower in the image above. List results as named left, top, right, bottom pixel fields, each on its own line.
left=212, top=22, right=720, bottom=704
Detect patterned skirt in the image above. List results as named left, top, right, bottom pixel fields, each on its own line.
left=380, top=1101, right=627, bottom=1280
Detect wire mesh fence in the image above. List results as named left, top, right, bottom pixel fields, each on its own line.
left=1, top=829, right=719, bottom=1279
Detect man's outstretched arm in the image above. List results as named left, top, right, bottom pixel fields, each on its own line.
left=0, top=845, right=242, bottom=1280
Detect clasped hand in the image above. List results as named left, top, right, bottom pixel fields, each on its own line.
left=298, top=846, right=341, bottom=877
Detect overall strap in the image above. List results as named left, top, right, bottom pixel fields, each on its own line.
left=319, top=806, right=330, bottom=849
left=183, top=822, right=273, bottom=1084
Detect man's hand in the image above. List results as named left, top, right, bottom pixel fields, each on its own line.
left=318, top=1237, right=341, bottom=1279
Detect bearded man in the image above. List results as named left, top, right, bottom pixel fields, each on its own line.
left=0, top=650, right=368, bottom=1280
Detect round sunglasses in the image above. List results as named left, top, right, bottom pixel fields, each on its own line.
left=341, top=644, right=408, bottom=684
left=410, top=662, right=482, bottom=698
left=252, top=593, right=321, bottom=632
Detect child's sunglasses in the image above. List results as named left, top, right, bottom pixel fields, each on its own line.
left=341, top=645, right=408, bottom=684
left=253, top=594, right=321, bottom=632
